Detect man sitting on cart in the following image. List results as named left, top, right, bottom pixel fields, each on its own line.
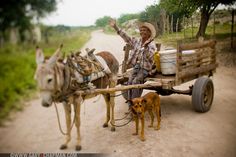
left=109, top=18, right=157, bottom=107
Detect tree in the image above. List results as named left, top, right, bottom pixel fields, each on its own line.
left=194, top=0, right=236, bottom=37
left=0, top=0, right=57, bottom=41
left=139, top=5, right=161, bottom=35
left=160, top=0, right=196, bottom=33
left=160, top=0, right=196, bottom=16
left=117, top=13, right=139, bottom=25
left=95, top=16, right=111, bottom=27
left=160, top=0, right=236, bottom=37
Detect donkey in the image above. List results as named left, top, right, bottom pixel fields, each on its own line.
left=34, top=45, right=119, bottom=151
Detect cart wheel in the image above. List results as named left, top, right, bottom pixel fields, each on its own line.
left=192, top=77, right=214, bottom=113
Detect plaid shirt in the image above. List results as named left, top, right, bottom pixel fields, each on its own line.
left=118, top=29, right=156, bottom=71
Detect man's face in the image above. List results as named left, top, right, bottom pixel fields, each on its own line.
left=139, top=26, right=151, bottom=40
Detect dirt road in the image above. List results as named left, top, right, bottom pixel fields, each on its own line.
left=0, top=30, right=236, bottom=157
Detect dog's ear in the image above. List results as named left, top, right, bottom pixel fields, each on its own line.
left=141, top=99, right=147, bottom=104
left=141, top=98, right=147, bottom=107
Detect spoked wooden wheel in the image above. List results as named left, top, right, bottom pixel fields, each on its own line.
left=192, top=77, right=214, bottom=113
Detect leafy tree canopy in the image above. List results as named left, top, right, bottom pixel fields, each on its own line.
left=160, top=0, right=236, bottom=37
left=160, top=0, right=197, bottom=18
left=0, top=0, right=57, bottom=34
left=139, top=4, right=161, bottom=22
left=117, top=13, right=139, bottom=24
left=95, top=16, right=111, bottom=27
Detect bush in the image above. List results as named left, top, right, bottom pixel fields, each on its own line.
left=0, top=50, right=36, bottom=119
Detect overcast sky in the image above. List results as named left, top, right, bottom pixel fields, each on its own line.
left=41, top=0, right=158, bottom=26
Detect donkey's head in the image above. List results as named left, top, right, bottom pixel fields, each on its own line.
left=34, top=45, right=63, bottom=107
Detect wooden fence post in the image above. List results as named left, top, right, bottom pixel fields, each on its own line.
left=167, top=15, right=170, bottom=34
left=171, top=15, right=174, bottom=33
left=183, top=17, right=186, bottom=39
left=213, top=12, right=216, bottom=36
left=176, top=18, right=179, bottom=38
left=191, top=16, right=194, bottom=38
left=231, top=9, right=235, bottom=49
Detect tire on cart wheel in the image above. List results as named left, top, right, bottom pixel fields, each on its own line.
left=192, top=77, right=214, bottom=113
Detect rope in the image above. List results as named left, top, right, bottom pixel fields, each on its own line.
left=54, top=102, right=76, bottom=136
left=110, top=111, right=133, bottom=127
left=114, top=110, right=132, bottom=121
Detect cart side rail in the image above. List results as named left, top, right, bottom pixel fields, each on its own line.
left=175, top=40, right=217, bottom=85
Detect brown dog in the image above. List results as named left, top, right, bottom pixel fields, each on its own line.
left=128, top=92, right=161, bottom=141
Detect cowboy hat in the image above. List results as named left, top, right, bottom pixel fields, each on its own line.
left=138, top=22, right=156, bottom=39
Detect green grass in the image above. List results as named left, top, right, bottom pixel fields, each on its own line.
left=38, top=28, right=91, bottom=56
left=157, top=23, right=236, bottom=47
left=0, top=51, right=36, bottom=119
left=0, top=28, right=91, bottom=123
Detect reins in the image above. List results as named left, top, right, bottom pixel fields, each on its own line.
left=110, top=110, right=133, bottom=127
left=54, top=101, right=76, bottom=135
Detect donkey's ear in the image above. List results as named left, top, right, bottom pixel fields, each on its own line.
left=47, top=44, right=63, bottom=67
left=36, top=46, right=44, bottom=65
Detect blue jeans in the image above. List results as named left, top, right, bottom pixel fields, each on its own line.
left=127, top=64, right=148, bottom=103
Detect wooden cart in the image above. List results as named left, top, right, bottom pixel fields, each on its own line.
left=77, top=39, right=217, bottom=113
left=116, top=39, right=217, bottom=113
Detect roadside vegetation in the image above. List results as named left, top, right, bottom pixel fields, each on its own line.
left=0, top=27, right=91, bottom=123
left=100, top=10, right=235, bottom=48
left=156, top=23, right=236, bottom=47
